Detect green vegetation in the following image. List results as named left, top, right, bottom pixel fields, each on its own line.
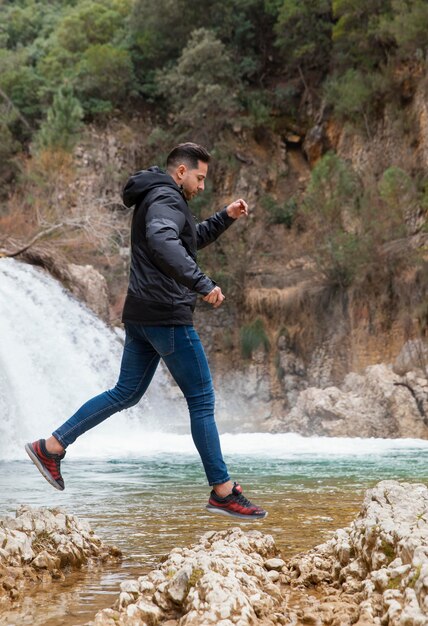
left=240, top=319, right=270, bottom=359
left=380, top=538, right=396, bottom=564
left=35, top=85, right=83, bottom=151
left=1, top=0, right=427, bottom=317
left=261, top=195, right=297, bottom=227
left=3, top=0, right=428, bottom=175
left=408, top=564, right=422, bottom=588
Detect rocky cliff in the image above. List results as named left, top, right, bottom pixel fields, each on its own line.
left=3, top=67, right=427, bottom=438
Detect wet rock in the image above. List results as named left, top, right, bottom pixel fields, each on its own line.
left=91, top=528, right=278, bottom=625
left=287, top=481, right=428, bottom=625
left=0, top=505, right=121, bottom=603
left=67, top=263, right=110, bottom=321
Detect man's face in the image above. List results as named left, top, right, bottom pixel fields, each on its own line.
left=179, top=160, right=208, bottom=201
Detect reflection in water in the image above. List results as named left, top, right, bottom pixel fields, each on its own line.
left=1, top=442, right=427, bottom=626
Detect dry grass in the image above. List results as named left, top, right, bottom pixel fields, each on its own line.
left=244, top=282, right=322, bottom=321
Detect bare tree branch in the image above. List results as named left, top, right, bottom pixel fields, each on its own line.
left=2, top=224, right=65, bottom=257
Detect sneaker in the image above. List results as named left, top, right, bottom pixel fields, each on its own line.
left=25, top=439, right=66, bottom=491
left=206, top=482, right=267, bottom=520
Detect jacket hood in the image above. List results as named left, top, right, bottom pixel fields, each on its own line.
left=122, top=166, right=181, bottom=208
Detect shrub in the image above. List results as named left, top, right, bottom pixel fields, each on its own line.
left=315, top=231, right=366, bottom=289
left=262, top=194, right=297, bottom=227
left=274, top=0, right=332, bottom=74
left=240, top=318, right=270, bottom=359
left=379, top=0, right=428, bottom=61
left=303, top=152, right=360, bottom=226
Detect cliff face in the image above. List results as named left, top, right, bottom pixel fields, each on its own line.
left=5, top=71, right=427, bottom=438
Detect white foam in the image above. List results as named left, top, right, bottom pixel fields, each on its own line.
left=68, top=430, right=428, bottom=460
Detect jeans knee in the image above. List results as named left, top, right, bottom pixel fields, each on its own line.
left=106, top=386, right=141, bottom=410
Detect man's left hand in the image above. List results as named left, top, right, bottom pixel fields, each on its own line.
left=226, top=199, right=249, bottom=219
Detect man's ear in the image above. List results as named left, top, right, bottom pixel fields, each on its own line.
left=176, top=163, right=187, bottom=180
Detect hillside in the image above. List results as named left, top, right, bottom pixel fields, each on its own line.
left=0, top=0, right=427, bottom=435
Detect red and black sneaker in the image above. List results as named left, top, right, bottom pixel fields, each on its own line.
left=206, top=482, right=267, bottom=520
left=25, top=439, right=66, bottom=491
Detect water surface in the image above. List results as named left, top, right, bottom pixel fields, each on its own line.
left=0, top=434, right=427, bottom=626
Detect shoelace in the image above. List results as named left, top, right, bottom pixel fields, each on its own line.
left=233, top=491, right=257, bottom=509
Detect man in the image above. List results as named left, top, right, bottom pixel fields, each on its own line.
left=25, top=142, right=267, bottom=520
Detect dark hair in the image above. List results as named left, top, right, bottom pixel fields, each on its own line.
left=166, top=142, right=211, bottom=170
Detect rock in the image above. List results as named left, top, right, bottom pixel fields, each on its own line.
left=120, top=579, right=140, bottom=595
left=167, top=565, right=192, bottom=604
left=393, top=339, right=428, bottom=376
left=89, top=481, right=428, bottom=626
left=67, top=263, right=110, bottom=321
left=287, top=481, right=428, bottom=625
left=92, top=527, right=278, bottom=625
left=0, top=505, right=121, bottom=603
left=282, top=363, right=428, bottom=437
left=264, top=558, right=286, bottom=571
left=133, top=598, right=163, bottom=624
left=303, top=125, right=325, bottom=165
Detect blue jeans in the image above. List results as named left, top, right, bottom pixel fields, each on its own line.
left=52, top=324, right=230, bottom=486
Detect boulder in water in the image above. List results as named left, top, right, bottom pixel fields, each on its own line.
left=0, top=505, right=121, bottom=602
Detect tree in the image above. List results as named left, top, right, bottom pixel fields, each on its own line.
left=274, top=0, right=332, bottom=74
left=379, top=0, right=428, bottom=61
left=302, top=152, right=365, bottom=288
left=156, top=29, right=240, bottom=142
left=74, top=44, right=135, bottom=113
left=35, top=84, right=83, bottom=151
left=331, top=0, right=394, bottom=70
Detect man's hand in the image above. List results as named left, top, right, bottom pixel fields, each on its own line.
left=226, top=198, right=249, bottom=219
left=202, top=286, right=225, bottom=308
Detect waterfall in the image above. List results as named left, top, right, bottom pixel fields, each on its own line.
left=3, top=259, right=427, bottom=465
left=0, top=259, right=188, bottom=461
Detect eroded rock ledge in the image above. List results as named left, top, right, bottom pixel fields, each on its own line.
left=0, top=505, right=121, bottom=602
left=91, top=481, right=428, bottom=626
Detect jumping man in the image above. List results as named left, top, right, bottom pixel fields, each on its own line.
left=25, top=142, right=267, bottom=520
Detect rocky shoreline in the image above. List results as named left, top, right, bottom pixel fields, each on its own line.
left=89, top=481, right=427, bottom=626
left=0, top=505, right=121, bottom=604
left=1, top=481, right=427, bottom=625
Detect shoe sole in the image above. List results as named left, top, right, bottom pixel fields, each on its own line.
left=206, top=505, right=267, bottom=520
left=25, top=443, right=64, bottom=491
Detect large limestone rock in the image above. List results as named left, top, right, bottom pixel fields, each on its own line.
left=0, top=506, right=121, bottom=602
left=90, top=527, right=282, bottom=626
left=275, top=363, right=428, bottom=437
left=285, top=480, right=428, bottom=626
left=67, top=263, right=110, bottom=321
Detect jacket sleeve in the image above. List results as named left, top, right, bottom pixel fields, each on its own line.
left=196, top=207, right=236, bottom=250
left=145, top=198, right=215, bottom=295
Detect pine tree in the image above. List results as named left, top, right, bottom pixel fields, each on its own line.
left=36, top=85, right=83, bottom=152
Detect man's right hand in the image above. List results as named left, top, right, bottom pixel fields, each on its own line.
left=202, top=286, right=225, bottom=308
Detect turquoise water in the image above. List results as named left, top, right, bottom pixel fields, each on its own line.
left=0, top=435, right=427, bottom=626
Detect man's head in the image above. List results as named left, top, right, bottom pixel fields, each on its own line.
left=166, top=142, right=211, bottom=201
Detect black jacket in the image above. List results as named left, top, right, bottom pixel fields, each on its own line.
left=121, top=166, right=235, bottom=325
